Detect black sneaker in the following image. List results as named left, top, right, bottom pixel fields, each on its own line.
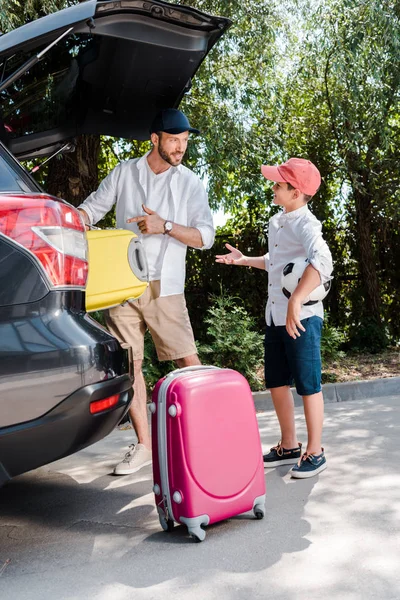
left=290, top=449, right=327, bottom=479
left=263, top=441, right=302, bottom=468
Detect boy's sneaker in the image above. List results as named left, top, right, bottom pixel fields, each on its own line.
left=113, top=443, right=152, bottom=475
left=263, top=441, right=302, bottom=467
left=290, top=449, right=327, bottom=479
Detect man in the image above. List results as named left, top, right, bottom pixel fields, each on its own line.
left=78, top=108, right=214, bottom=475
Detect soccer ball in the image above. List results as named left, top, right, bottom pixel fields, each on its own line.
left=281, top=257, right=331, bottom=306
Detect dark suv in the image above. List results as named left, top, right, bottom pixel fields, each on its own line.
left=0, top=0, right=230, bottom=485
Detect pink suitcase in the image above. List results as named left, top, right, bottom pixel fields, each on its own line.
left=150, top=366, right=266, bottom=542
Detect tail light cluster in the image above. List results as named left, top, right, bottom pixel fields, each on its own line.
left=0, top=194, right=88, bottom=288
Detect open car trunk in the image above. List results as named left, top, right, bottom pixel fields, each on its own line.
left=0, top=0, right=231, bottom=159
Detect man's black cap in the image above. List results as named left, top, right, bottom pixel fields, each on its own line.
left=150, top=108, right=200, bottom=135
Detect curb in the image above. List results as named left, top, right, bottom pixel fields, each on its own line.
left=252, top=376, right=400, bottom=412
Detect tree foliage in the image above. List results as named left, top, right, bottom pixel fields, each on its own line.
left=1, top=0, right=399, bottom=352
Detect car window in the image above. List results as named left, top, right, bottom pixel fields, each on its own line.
left=0, top=34, right=93, bottom=139
left=0, top=145, right=39, bottom=192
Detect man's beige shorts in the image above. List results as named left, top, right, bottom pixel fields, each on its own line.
left=105, top=280, right=197, bottom=361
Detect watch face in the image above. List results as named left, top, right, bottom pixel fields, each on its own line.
left=164, top=221, right=173, bottom=232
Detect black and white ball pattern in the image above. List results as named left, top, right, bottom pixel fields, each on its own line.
left=281, top=257, right=331, bottom=306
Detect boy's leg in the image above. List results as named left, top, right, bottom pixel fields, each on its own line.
left=303, top=391, right=324, bottom=455
left=284, top=316, right=327, bottom=478
left=263, top=322, right=302, bottom=466
left=270, top=385, right=297, bottom=450
left=263, top=385, right=302, bottom=466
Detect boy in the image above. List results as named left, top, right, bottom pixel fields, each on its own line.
left=216, top=158, right=333, bottom=478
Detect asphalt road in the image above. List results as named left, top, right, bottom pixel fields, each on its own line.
left=1, top=393, right=399, bottom=600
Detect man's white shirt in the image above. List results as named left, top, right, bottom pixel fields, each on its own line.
left=264, top=204, right=333, bottom=326
left=79, top=152, right=215, bottom=297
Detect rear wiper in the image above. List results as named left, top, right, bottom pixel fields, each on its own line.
left=0, top=26, right=74, bottom=94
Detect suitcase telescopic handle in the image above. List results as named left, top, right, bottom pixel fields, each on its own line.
left=166, top=365, right=220, bottom=378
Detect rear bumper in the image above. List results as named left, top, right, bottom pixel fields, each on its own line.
left=0, top=374, right=133, bottom=485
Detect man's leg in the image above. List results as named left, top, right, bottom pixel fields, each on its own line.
left=113, top=359, right=152, bottom=474
left=128, top=359, right=151, bottom=449
left=175, top=354, right=201, bottom=368
left=105, top=300, right=152, bottom=475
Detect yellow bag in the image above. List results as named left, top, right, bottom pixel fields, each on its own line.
left=85, top=229, right=148, bottom=312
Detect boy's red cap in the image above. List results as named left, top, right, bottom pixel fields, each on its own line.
left=261, top=157, right=321, bottom=196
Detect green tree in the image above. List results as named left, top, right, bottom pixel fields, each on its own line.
left=277, top=0, right=400, bottom=349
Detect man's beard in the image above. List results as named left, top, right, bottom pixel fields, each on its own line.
left=157, top=142, right=183, bottom=167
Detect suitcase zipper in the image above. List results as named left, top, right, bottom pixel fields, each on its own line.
left=157, top=375, right=175, bottom=522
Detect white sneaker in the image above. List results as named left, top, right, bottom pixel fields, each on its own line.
left=113, top=444, right=152, bottom=475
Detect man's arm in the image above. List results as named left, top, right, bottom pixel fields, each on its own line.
left=77, top=165, right=120, bottom=225
left=78, top=208, right=90, bottom=229
left=166, top=221, right=203, bottom=248
left=127, top=205, right=204, bottom=248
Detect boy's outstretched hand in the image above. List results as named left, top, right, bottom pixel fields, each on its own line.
left=215, top=243, right=247, bottom=266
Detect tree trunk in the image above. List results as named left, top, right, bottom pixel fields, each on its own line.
left=46, top=134, right=101, bottom=207
left=353, top=186, right=382, bottom=322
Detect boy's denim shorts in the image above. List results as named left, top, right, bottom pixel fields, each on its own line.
left=264, top=316, right=323, bottom=396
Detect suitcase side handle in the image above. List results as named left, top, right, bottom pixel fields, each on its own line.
left=128, top=238, right=149, bottom=282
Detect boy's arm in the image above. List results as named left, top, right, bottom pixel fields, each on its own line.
left=215, top=244, right=266, bottom=269
left=299, top=219, right=333, bottom=284
left=286, top=264, right=321, bottom=339
left=285, top=217, right=333, bottom=339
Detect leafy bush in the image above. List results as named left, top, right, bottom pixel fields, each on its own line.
left=321, top=319, right=346, bottom=365
left=347, top=320, right=390, bottom=354
left=197, top=292, right=265, bottom=391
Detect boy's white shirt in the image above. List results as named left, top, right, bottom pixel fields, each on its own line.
left=78, top=152, right=215, bottom=297
left=263, top=204, right=333, bottom=326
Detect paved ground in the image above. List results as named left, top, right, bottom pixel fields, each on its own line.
left=1, top=392, right=400, bottom=600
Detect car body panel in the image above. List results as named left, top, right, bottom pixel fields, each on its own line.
left=0, top=289, right=129, bottom=427
left=0, top=373, right=133, bottom=484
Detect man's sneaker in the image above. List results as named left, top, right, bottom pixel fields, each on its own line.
left=290, top=449, right=327, bottom=479
left=263, top=441, right=302, bottom=468
left=113, top=443, right=152, bottom=475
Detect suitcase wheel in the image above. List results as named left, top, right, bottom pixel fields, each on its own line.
left=188, top=526, right=206, bottom=543
left=159, top=515, right=175, bottom=532
left=253, top=504, right=265, bottom=520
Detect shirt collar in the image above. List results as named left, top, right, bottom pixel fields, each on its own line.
left=279, top=204, right=309, bottom=221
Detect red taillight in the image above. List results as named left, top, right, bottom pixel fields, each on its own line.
left=0, top=194, right=88, bottom=288
left=90, top=394, right=120, bottom=414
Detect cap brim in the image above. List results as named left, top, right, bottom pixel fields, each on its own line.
left=261, top=165, right=286, bottom=183
left=159, top=127, right=200, bottom=135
